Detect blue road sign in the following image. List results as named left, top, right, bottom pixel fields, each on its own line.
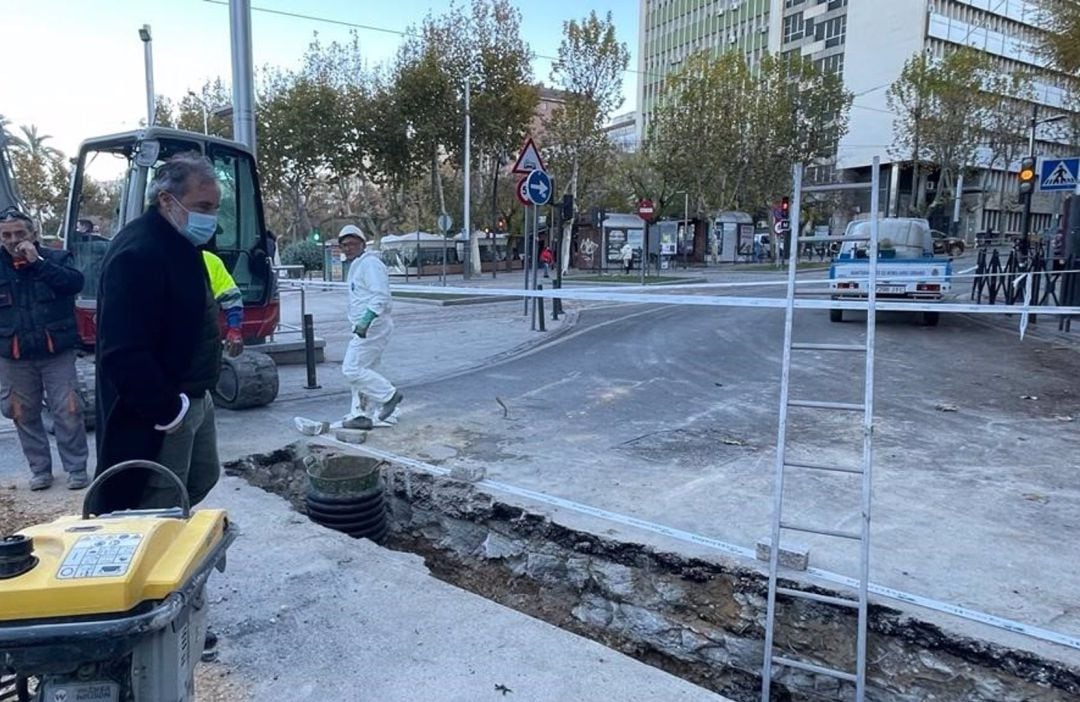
left=525, top=169, right=552, bottom=206
left=1038, top=158, right=1079, bottom=192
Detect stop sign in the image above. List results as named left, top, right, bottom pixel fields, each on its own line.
left=637, top=198, right=655, bottom=221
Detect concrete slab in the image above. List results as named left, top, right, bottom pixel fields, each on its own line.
left=206, top=476, right=730, bottom=701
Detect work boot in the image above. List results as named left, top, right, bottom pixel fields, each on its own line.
left=342, top=415, right=374, bottom=430
left=66, top=471, right=89, bottom=490
left=378, top=391, right=403, bottom=421
left=29, top=473, right=53, bottom=491
left=202, top=627, right=219, bottom=663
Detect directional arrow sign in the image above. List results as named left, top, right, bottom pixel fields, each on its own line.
left=526, top=169, right=552, bottom=206
left=1038, top=157, right=1079, bottom=192
left=512, top=137, right=546, bottom=175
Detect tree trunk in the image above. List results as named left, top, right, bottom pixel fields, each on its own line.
left=560, top=154, right=579, bottom=275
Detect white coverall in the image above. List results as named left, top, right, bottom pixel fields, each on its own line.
left=342, top=249, right=396, bottom=418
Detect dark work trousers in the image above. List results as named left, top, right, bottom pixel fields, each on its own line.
left=0, top=351, right=88, bottom=479
left=143, top=390, right=221, bottom=508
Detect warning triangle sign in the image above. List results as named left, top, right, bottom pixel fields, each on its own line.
left=1043, top=161, right=1076, bottom=188
left=512, top=137, right=545, bottom=175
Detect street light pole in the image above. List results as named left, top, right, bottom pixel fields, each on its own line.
left=491, top=151, right=505, bottom=280
left=683, top=191, right=689, bottom=270
left=463, top=76, right=472, bottom=280
left=138, top=25, right=155, bottom=127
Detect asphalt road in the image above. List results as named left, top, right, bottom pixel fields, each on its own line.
left=309, top=292, right=1080, bottom=665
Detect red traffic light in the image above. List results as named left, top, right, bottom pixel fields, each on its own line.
left=780, top=197, right=790, bottom=217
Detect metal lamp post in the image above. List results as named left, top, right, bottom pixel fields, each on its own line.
left=138, top=25, right=155, bottom=127
left=491, top=150, right=507, bottom=279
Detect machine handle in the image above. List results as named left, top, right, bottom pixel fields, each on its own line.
left=82, top=460, right=191, bottom=520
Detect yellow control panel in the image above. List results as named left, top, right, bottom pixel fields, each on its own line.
left=0, top=510, right=228, bottom=622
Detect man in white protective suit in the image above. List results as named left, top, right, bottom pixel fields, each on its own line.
left=338, top=225, right=403, bottom=427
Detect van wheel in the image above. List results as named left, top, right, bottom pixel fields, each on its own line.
left=949, top=244, right=963, bottom=257
left=829, top=308, right=843, bottom=323
left=921, top=311, right=940, bottom=327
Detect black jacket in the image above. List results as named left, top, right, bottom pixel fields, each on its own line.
left=94, top=207, right=221, bottom=510
left=0, top=246, right=83, bottom=360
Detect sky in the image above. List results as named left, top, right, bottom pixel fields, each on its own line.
left=2, top=0, right=640, bottom=156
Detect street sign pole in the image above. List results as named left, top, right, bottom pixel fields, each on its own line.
left=636, top=198, right=655, bottom=282
left=523, top=204, right=530, bottom=316
left=530, top=204, right=538, bottom=330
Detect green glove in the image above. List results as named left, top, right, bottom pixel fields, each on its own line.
left=353, top=309, right=378, bottom=338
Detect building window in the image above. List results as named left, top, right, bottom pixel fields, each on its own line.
left=783, top=12, right=805, bottom=42
left=814, top=15, right=846, bottom=47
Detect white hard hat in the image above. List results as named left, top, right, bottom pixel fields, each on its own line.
left=338, top=224, right=368, bottom=243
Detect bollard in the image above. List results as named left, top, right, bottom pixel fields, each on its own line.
left=303, top=313, right=320, bottom=389
left=537, top=284, right=546, bottom=332
left=552, top=279, right=561, bottom=321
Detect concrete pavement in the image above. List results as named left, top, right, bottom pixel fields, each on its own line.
left=205, top=474, right=728, bottom=701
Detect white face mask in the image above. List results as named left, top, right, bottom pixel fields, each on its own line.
left=168, top=196, right=217, bottom=246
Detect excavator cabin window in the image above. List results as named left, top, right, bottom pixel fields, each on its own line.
left=67, top=136, right=271, bottom=307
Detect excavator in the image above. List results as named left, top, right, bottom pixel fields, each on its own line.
left=64, top=127, right=280, bottom=414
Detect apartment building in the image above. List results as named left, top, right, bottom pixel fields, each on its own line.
left=636, top=0, right=779, bottom=138
left=637, top=0, right=1078, bottom=235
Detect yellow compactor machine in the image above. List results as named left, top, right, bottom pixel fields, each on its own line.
left=0, top=461, right=235, bottom=701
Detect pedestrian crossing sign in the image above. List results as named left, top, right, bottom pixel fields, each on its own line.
left=1038, top=157, right=1079, bottom=192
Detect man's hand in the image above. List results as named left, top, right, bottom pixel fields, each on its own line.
left=353, top=309, right=378, bottom=339
left=14, top=241, right=39, bottom=264
left=224, top=328, right=244, bottom=357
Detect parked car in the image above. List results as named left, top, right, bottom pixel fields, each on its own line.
left=930, top=230, right=965, bottom=256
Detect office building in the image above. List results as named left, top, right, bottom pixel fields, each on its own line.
left=637, top=0, right=1079, bottom=234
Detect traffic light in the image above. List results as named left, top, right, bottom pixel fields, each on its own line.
left=561, top=193, right=574, bottom=221
left=496, top=218, right=506, bottom=231
left=780, top=196, right=790, bottom=218
left=1018, top=157, right=1037, bottom=197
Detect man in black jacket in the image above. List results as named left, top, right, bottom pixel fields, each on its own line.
left=94, top=152, right=224, bottom=511
left=0, top=206, right=88, bottom=490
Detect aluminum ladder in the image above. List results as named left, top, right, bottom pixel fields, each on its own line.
left=760, top=157, right=883, bottom=701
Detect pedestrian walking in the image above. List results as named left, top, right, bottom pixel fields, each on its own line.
left=94, top=152, right=226, bottom=512
left=539, top=244, right=554, bottom=278
left=339, top=224, right=403, bottom=425
left=620, top=241, right=633, bottom=274
left=0, top=205, right=88, bottom=490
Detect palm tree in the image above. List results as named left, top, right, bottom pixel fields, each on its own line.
left=10, top=125, right=62, bottom=162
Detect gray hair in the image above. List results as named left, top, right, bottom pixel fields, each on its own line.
left=147, top=151, right=217, bottom=204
